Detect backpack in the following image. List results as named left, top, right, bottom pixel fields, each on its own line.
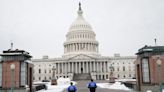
left=69, top=86, right=75, bottom=91
left=89, top=82, right=96, bottom=88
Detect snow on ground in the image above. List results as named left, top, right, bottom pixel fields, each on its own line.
left=36, top=77, right=76, bottom=92
left=97, top=82, right=131, bottom=91
left=115, top=79, right=136, bottom=82
left=36, top=78, right=131, bottom=92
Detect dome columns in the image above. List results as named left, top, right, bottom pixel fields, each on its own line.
left=64, top=42, right=99, bottom=54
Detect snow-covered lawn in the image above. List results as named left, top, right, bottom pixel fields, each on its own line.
left=38, top=83, right=69, bottom=92
left=36, top=78, right=76, bottom=92
left=97, top=82, right=131, bottom=91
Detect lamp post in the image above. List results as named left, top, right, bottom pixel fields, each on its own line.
left=109, top=64, right=115, bottom=83
left=10, top=64, right=15, bottom=92
left=51, top=66, right=57, bottom=85
left=156, top=58, right=162, bottom=92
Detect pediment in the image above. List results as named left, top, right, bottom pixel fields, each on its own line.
left=68, top=54, right=96, bottom=60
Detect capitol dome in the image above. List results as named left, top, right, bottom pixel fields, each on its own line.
left=69, top=6, right=92, bottom=31
left=63, top=3, right=100, bottom=57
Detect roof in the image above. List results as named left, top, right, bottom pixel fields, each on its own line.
left=136, top=45, right=164, bottom=55
left=0, top=49, right=32, bottom=58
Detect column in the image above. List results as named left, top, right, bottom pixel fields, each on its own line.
left=65, top=62, right=68, bottom=74
left=74, top=44, right=76, bottom=51
left=93, top=61, right=95, bottom=72
left=62, top=63, right=64, bottom=74
left=71, top=44, right=73, bottom=52
left=72, top=44, right=75, bottom=52
left=100, top=62, right=102, bottom=72
left=88, top=43, right=89, bottom=51
left=104, top=61, right=106, bottom=73
left=58, top=63, right=60, bottom=74
left=69, top=44, right=71, bottom=52
left=70, top=44, right=72, bottom=52
left=86, top=62, right=88, bottom=73
left=90, top=61, right=92, bottom=72
left=79, top=43, right=81, bottom=50
left=56, top=63, right=58, bottom=74
left=77, top=43, right=79, bottom=51
left=83, top=62, right=85, bottom=73
left=91, top=43, right=92, bottom=51
left=106, top=62, right=108, bottom=72
left=65, top=46, right=67, bottom=53
left=85, top=43, right=86, bottom=51
left=75, top=44, right=77, bottom=51
left=68, top=62, right=70, bottom=73
left=72, top=62, right=74, bottom=73
left=97, top=62, right=99, bottom=73
left=68, top=45, right=69, bottom=52
left=63, top=63, right=65, bottom=74
left=79, top=62, right=81, bottom=73
left=75, top=62, right=77, bottom=73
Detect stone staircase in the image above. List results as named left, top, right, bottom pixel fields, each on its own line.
left=73, top=73, right=91, bottom=80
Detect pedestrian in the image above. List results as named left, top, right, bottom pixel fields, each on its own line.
left=67, top=82, right=77, bottom=92
left=87, top=79, right=97, bottom=92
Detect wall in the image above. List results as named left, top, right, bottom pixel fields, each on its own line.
left=2, top=61, right=20, bottom=88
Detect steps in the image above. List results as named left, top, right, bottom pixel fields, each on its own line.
left=73, top=73, right=91, bottom=80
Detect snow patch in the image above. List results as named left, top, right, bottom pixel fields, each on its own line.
left=37, top=77, right=76, bottom=92
left=97, top=82, right=131, bottom=91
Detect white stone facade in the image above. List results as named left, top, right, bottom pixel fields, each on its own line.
left=32, top=3, right=136, bottom=81
left=110, top=56, right=136, bottom=79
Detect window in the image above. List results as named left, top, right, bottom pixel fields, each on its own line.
left=129, top=66, right=131, bottom=71
left=39, top=77, right=41, bottom=80
left=39, top=69, right=41, bottom=73
left=106, top=75, right=108, bottom=79
left=20, top=62, right=26, bottom=86
left=129, top=74, right=131, bottom=77
left=45, top=70, right=46, bottom=73
left=123, top=66, right=125, bottom=71
left=118, top=74, right=120, bottom=78
left=49, top=70, right=51, bottom=73
left=141, top=58, right=150, bottom=83
left=117, top=67, right=119, bottom=71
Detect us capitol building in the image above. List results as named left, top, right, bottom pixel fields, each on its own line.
left=32, top=3, right=136, bottom=81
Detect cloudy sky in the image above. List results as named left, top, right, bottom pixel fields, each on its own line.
left=0, top=0, right=164, bottom=58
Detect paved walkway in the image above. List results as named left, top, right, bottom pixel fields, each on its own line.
left=62, top=80, right=137, bottom=92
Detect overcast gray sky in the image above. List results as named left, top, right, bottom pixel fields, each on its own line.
left=0, top=0, right=164, bottom=58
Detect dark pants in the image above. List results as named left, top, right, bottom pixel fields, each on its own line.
left=89, top=87, right=96, bottom=92
left=69, top=91, right=75, bottom=92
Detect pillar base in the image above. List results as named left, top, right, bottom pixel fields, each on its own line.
left=109, top=77, right=115, bottom=83
left=51, top=79, right=57, bottom=85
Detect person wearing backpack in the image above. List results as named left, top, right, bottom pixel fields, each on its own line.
left=67, top=82, right=77, bottom=92
left=87, top=79, right=97, bottom=92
